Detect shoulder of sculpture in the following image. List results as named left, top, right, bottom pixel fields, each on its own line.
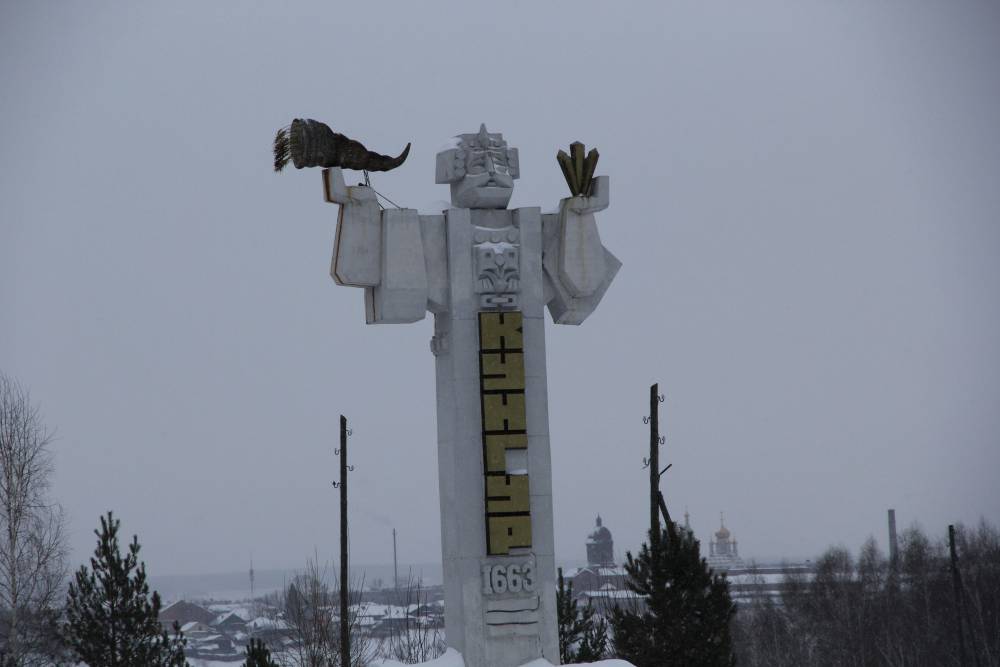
left=380, top=207, right=421, bottom=220
left=345, top=185, right=378, bottom=203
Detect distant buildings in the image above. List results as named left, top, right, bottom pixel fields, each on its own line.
left=585, top=515, right=615, bottom=566
left=213, top=610, right=250, bottom=635
left=565, top=516, right=640, bottom=612
left=158, top=588, right=445, bottom=662
left=159, top=599, right=216, bottom=628
left=566, top=511, right=813, bottom=611
left=704, top=512, right=745, bottom=572
left=159, top=600, right=249, bottom=661
left=157, top=511, right=815, bottom=662
left=354, top=600, right=445, bottom=637
left=691, top=511, right=815, bottom=604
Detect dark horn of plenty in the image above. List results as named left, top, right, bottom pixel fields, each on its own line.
left=273, top=118, right=410, bottom=173
left=359, top=142, right=410, bottom=172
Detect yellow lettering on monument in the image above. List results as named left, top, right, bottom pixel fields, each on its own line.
left=479, top=312, right=523, bottom=350
left=483, top=433, right=528, bottom=473
left=486, top=474, right=530, bottom=513
left=482, top=393, right=527, bottom=433
left=487, top=515, right=533, bottom=555
left=479, top=311, right=531, bottom=555
left=481, top=351, right=525, bottom=391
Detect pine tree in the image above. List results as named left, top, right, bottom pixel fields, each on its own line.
left=576, top=609, right=609, bottom=663
left=610, top=523, right=736, bottom=666
left=242, top=638, right=279, bottom=667
left=557, top=567, right=608, bottom=663
left=557, top=567, right=584, bottom=663
left=64, top=511, right=188, bottom=667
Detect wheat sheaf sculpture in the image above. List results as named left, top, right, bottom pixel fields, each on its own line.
left=556, top=141, right=600, bottom=197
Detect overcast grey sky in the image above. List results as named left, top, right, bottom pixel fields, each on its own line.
left=2, top=1, right=998, bottom=577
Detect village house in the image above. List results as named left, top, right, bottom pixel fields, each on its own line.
left=159, top=600, right=216, bottom=631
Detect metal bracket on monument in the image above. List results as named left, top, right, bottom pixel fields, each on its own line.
left=480, top=293, right=519, bottom=310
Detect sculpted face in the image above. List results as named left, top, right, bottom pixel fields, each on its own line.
left=436, top=124, right=520, bottom=209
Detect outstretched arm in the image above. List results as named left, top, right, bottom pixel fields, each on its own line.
left=543, top=175, right=621, bottom=325
left=555, top=175, right=611, bottom=297
left=324, top=168, right=382, bottom=287
left=322, top=167, right=429, bottom=324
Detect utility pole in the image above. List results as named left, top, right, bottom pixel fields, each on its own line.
left=338, top=415, right=350, bottom=667
left=248, top=555, right=255, bottom=638
left=888, top=509, right=898, bottom=569
left=949, top=524, right=978, bottom=667
left=645, top=383, right=673, bottom=539
left=649, top=383, right=660, bottom=549
left=885, top=510, right=899, bottom=638
left=393, top=528, right=399, bottom=592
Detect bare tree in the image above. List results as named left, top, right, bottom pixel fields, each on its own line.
left=0, top=373, right=68, bottom=666
left=268, top=557, right=375, bottom=667
left=731, top=522, right=1000, bottom=667
left=728, top=564, right=815, bottom=667
left=376, top=575, right=446, bottom=664
left=955, top=519, right=1000, bottom=666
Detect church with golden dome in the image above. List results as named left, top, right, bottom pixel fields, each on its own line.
left=705, top=512, right=745, bottom=571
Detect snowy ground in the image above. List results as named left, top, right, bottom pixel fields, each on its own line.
left=189, top=648, right=636, bottom=667
left=372, top=648, right=635, bottom=667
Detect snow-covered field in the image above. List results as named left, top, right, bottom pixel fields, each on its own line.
left=188, top=648, right=636, bottom=667
left=372, top=649, right=635, bottom=667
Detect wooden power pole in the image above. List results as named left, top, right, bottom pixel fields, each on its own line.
left=649, top=384, right=660, bottom=547
left=339, top=415, right=350, bottom=667
left=393, top=527, right=399, bottom=592
left=646, top=383, right=674, bottom=546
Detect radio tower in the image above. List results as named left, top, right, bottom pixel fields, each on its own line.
left=249, top=556, right=255, bottom=600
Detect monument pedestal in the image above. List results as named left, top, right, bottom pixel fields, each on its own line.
left=433, top=207, right=558, bottom=667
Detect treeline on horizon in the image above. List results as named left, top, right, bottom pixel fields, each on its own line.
left=730, top=519, right=1000, bottom=667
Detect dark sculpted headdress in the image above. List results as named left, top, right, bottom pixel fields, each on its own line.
left=273, top=119, right=410, bottom=173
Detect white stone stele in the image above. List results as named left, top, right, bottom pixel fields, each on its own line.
left=323, top=126, right=618, bottom=667
left=373, top=647, right=637, bottom=667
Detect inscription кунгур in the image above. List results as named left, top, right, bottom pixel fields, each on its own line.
left=479, top=311, right=531, bottom=555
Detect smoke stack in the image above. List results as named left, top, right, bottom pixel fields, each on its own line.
left=888, top=509, right=899, bottom=566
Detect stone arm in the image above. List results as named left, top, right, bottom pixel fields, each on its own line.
left=323, top=168, right=430, bottom=324
left=541, top=175, right=621, bottom=325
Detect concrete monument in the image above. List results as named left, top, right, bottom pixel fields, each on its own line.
left=313, top=124, right=619, bottom=666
